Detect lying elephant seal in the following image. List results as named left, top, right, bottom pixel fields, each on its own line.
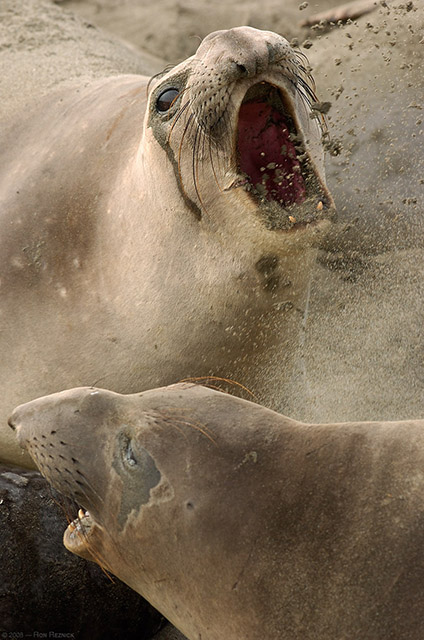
left=0, top=25, right=334, bottom=468
left=10, top=383, right=424, bottom=640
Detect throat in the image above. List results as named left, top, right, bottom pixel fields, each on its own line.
left=237, top=100, right=306, bottom=207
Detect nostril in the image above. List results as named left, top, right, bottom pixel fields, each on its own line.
left=8, top=416, right=16, bottom=431
left=266, top=42, right=275, bottom=65
left=236, top=63, right=248, bottom=76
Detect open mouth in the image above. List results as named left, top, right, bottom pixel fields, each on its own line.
left=236, top=83, right=329, bottom=230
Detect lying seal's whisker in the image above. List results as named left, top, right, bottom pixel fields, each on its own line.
left=48, top=489, right=112, bottom=577
left=181, top=376, right=256, bottom=399
left=74, top=523, right=114, bottom=579
left=157, top=415, right=189, bottom=440
left=48, top=487, right=78, bottom=524
left=160, top=412, right=217, bottom=445
left=154, top=401, right=217, bottom=439
left=157, top=407, right=216, bottom=440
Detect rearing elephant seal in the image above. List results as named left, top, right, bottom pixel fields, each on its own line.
left=10, top=383, right=424, bottom=640
left=0, top=26, right=334, bottom=467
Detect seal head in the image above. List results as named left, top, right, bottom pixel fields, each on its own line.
left=10, top=383, right=424, bottom=640
left=147, top=26, right=334, bottom=230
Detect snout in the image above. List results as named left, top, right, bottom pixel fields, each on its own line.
left=199, top=26, right=291, bottom=82
left=8, top=387, right=103, bottom=455
left=8, top=413, right=16, bottom=431
left=8, top=403, right=35, bottom=449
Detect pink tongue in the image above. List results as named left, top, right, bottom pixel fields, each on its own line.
left=237, top=101, right=306, bottom=206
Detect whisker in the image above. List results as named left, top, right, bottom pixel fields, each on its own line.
left=160, top=412, right=217, bottom=445
left=158, top=408, right=216, bottom=440
left=160, top=416, right=189, bottom=440
left=192, top=125, right=208, bottom=214
left=209, top=134, right=224, bottom=192
left=180, top=376, right=256, bottom=399
left=167, top=100, right=191, bottom=144
left=177, top=112, right=196, bottom=202
left=173, top=418, right=217, bottom=445
left=48, top=487, right=114, bottom=579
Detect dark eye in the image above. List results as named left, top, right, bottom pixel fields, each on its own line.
left=123, top=436, right=137, bottom=467
left=156, top=88, right=179, bottom=113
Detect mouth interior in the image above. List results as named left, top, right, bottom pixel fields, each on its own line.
left=237, top=84, right=306, bottom=209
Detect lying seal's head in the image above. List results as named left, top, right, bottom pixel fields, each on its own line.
left=10, top=384, right=237, bottom=567
left=146, top=26, right=334, bottom=234
left=10, top=382, right=285, bottom=639
left=9, top=386, right=170, bottom=564
left=10, top=384, right=424, bottom=639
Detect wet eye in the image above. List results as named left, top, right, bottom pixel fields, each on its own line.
left=123, top=436, right=137, bottom=467
left=156, top=88, right=179, bottom=113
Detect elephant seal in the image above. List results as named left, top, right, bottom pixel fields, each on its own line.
left=10, top=382, right=424, bottom=640
left=0, top=25, right=334, bottom=468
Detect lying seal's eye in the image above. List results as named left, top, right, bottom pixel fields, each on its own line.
left=124, top=437, right=137, bottom=467
left=156, top=88, right=179, bottom=113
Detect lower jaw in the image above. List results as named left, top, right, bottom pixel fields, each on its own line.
left=246, top=189, right=334, bottom=232
left=64, top=510, right=94, bottom=553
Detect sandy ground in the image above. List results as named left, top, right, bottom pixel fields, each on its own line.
left=0, top=0, right=164, bottom=124
left=58, top=0, right=357, bottom=62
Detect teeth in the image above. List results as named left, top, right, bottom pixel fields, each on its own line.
left=68, top=509, right=91, bottom=539
left=223, top=177, right=249, bottom=192
left=317, top=200, right=323, bottom=211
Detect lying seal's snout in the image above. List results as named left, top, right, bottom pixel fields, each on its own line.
left=8, top=406, right=29, bottom=447
left=8, top=408, right=26, bottom=448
